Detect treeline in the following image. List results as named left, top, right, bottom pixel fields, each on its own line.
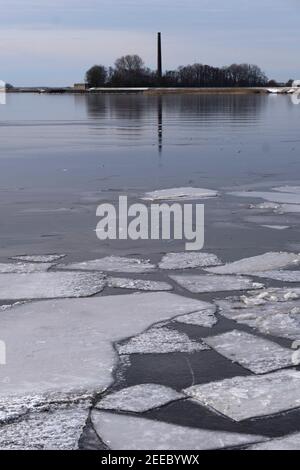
left=85, top=55, right=271, bottom=88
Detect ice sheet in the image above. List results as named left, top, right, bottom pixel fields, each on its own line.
left=0, top=406, right=89, bottom=450
left=206, top=252, right=300, bottom=274
left=184, top=370, right=300, bottom=421
left=0, top=272, right=106, bottom=299
left=261, top=225, right=289, bottom=230
left=0, top=262, right=53, bottom=273
left=59, top=256, right=156, bottom=273
left=230, top=190, right=300, bottom=205
left=91, top=411, right=266, bottom=450
left=251, top=270, right=300, bottom=282
left=204, top=330, right=293, bottom=374
left=11, top=254, right=66, bottom=263
left=273, top=186, right=300, bottom=194
left=175, top=307, right=218, bottom=328
left=107, top=277, right=172, bottom=291
left=247, top=433, right=300, bottom=450
left=170, top=274, right=263, bottom=293
left=143, top=187, right=218, bottom=201
left=158, top=252, right=222, bottom=270
left=118, top=326, right=209, bottom=354
left=96, top=384, right=184, bottom=412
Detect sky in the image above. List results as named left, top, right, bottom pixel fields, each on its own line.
left=0, top=0, right=299, bottom=86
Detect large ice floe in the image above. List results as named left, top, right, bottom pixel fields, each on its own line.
left=203, top=330, right=293, bottom=374
left=10, top=254, right=66, bottom=263
left=143, top=187, right=218, bottom=201
left=158, top=252, right=222, bottom=270
left=170, top=274, right=263, bottom=293
left=206, top=252, right=300, bottom=275
left=217, top=289, right=300, bottom=340
left=230, top=190, right=300, bottom=205
left=0, top=263, right=54, bottom=273
left=117, top=326, right=209, bottom=354
left=174, top=302, right=217, bottom=328
left=107, top=277, right=172, bottom=291
left=184, top=370, right=300, bottom=421
left=91, top=412, right=266, bottom=450
left=250, top=270, right=300, bottom=283
left=0, top=272, right=106, bottom=299
left=58, top=256, right=156, bottom=273
left=96, top=384, right=184, bottom=413
left=247, top=433, right=300, bottom=450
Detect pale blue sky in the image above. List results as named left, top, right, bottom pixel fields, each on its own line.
left=1, top=0, right=299, bottom=86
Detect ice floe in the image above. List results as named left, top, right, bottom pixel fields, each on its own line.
left=117, top=326, right=209, bottom=354
left=273, top=186, right=300, bottom=194
left=143, top=187, right=218, bottom=201
left=59, top=256, right=156, bottom=273
left=0, top=272, right=106, bottom=299
left=240, top=287, right=300, bottom=304
left=170, top=274, right=263, bottom=293
left=184, top=370, right=300, bottom=421
left=251, top=270, right=300, bottom=283
left=261, top=225, right=289, bottom=230
left=107, top=277, right=172, bottom=291
left=158, top=252, right=222, bottom=270
left=206, top=252, right=300, bottom=275
left=203, top=330, right=293, bottom=374
left=175, top=305, right=218, bottom=328
left=0, top=293, right=207, bottom=398
left=96, top=384, right=184, bottom=413
left=0, top=262, right=53, bottom=273
left=230, top=190, right=300, bottom=205
left=247, top=433, right=300, bottom=450
left=0, top=406, right=89, bottom=450
left=91, top=411, right=266, bottom=450
left=11, top=254, right=66, bottom=263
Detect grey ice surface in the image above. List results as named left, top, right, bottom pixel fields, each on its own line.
left=158, top=252, right=222, bottom=270
left=117, top=326, right=209, bottom=354
left=272, top=186, right=300, bottom=194
left=203, top=330, right=294, bottom=374
left=170, top=274, right=263, bottom=293
left=0, top=406, right=89, bottom=450
left=96, top=384, right=184, bottom=413
left=230, top=190, right=300, bottom=205
left=251, top=270, right=300, bottom=283
left=91, top=411, right=266, bottom=450
left=143, top=187, right=218, bottom=201
left=10, top=254, right=66, bottom=263
left=247, top=433, right=300, bottom=450
left=107, top=277, right=172, bottom=291
left=175, top=307, right=218, bottom=328
left=0, top=293, right=207, bottom=398
left=58, top=256, right=156, bottom=273
left=206, top=252, right=300, bottom=275
left=184, top=370, right=300, bottom=421
left=240, top=287, right=300, bottom=304
left=0, top=272, right=106, bottom=299
left=0, top=262, right=53, bottom=273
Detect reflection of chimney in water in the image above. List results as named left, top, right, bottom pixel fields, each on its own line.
left=157, top=96, right=163, bottom=155
left=157, top=32, right=162, bottom=82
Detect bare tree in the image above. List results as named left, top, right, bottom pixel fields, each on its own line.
left=85, top=65, right=107, bottom=87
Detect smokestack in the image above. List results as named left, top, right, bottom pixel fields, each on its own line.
left=157, top=32, right=162, bottom=82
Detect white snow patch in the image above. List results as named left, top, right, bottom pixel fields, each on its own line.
left=170, top=274, right=263, bottom=293
left=11, top=254, right=66, bottom=263
left=159, top=252, right=222, bottom=270
left=143, top=187, right=218, bottom=201
left=107, top=277, right=172, bottom=291
left=58, top=256, right=156, bottom=273
left=0, top=263, right=53, bottom=273
left=184, top=370, right=300, bottom=421
left=117, top=326, right=209, bottom=354
left=247, top=433, right=300, bottom=450
left=0, top=272, right=106, bottom=299
left=96, top=384, right=184, bottom=413
left=203, top=330, right=294, bottom=374
left=206, top=252, right=300, bottom=275
left=91, top=411, right=266, bottom=450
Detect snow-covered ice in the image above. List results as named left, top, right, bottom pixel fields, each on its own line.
left=261, top=225, right=289, bottom=230
left=251, top=270, right=300, bottom=283
left=206, top=252, right=300, bottom=275
left=96, top=384, right=184, bottom=413
left=158, top=252, right=222, bottom=270
left=107, top=277, right=172, bottom=291
left=203, top=330, right=293, bottom=374
left=230, top=190, right=300, bottom=205
left=247, top=433, right=300, bottom=450
left=143, top=187, right=218, bottom=201
left=11, top=254, right=66, bottom=263
left=117, top=326, right=209, bottom=354
left=0, top=272, right=106, bottom=299
left=184, top=370, right=300, bottom=421
left=273, top=186, right=300, bottom=194
left=170, top=274, right=263, bottom=293
left=92, top=411, right=266, bottom=450
left=0, top=406, right=89, bottom=450
left=175, top=307, right=218, bottom=328
left=240, top=287, right=300, bottom=304
left=0, top=262, right=53, bottom=273
left=0, top=293, right=208, bottom=398
left=58, top=256, right=156, bottom=273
